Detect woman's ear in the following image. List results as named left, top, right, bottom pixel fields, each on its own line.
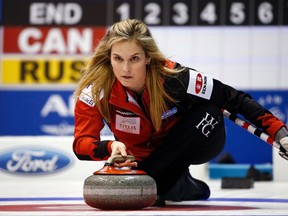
left=146, top=57, right=151, bottom=65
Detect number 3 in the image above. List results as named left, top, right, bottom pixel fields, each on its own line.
left=172, top=2, right=189, bottom=25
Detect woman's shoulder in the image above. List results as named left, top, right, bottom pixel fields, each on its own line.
left=164, top=60, right=177, bottom=69
left=79, top=84, right=95, bottom=107
left=81, top=83, right=93, bottom=94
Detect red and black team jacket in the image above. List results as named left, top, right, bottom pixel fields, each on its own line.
left=73, top=61, right=286, bottom=161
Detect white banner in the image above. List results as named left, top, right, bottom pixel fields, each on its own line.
left=0, top=136, right=113, bottom=182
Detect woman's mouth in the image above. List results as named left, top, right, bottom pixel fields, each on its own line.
left=122, top=76, right=132, bottom=79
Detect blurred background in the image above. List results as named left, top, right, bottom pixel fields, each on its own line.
left=0, top=0, right=287, bottom=181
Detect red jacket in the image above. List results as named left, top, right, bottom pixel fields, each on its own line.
left=73, top=62, right=286, bottom=161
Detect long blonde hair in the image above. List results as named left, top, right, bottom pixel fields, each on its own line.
left=75, top=19, right=181, bottom=131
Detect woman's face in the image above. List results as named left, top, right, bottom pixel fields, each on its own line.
left=110, top=40, right=150, bottom=94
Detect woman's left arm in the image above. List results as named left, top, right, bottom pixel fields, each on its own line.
left=181, top=67, right=288, bottom=146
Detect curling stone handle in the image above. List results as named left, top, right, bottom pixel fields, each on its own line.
left=107, top=155, right=135, bottom=164
left=94, top=155, right=146, bottom=174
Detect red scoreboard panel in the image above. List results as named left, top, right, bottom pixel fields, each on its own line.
left=3, top=27, right=106, bottom=54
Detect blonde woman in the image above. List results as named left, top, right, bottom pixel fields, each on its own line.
left=73, top=19, right=288, bottom=206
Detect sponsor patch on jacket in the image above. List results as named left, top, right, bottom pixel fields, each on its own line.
left=116, top=110, right=137, bottom=116
left=79, top=84, right=95, bottom=107
left=162, top=107, right=178, bottom=119
left=187, top=70, right=213, bottom=100
left=115, top=114, right=140, bottom=134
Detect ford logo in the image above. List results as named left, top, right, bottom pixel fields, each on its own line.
left=0, top=146, right=73, bottom=175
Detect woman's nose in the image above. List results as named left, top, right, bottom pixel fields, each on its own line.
left=122, top=61, right=131, bottom=71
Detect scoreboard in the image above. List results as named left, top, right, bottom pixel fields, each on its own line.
left=2, top=0, right=288, bottom=26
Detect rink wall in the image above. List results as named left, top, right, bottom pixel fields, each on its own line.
left=0, top=136, right=109, bottom=182
left=0, top=136, right=210, bottom=182
left=0, top=136, right=287, bottom=182
left=0, top=0, right=288, bottom=179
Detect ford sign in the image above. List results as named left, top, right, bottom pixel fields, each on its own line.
left=0, top=146, right=73, bottom=175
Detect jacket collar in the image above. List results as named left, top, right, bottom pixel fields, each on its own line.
left=109, top=80, right=143, bottom=112
left=110, top=79, right=127, bottom=102
left=109, top=80, right=152, bottom=118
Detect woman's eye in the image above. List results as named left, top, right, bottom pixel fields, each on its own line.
left=114, top=56, right=122, bottom=61
left=131, top=56, right=139, bottom=61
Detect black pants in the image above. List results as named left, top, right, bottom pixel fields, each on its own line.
left=137, top=104, right=226, bottom=196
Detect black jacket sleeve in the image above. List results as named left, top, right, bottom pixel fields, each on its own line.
left=173, top=66, right=286, bottom=138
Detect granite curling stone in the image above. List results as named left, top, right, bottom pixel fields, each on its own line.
left=83, top=155, right=157, bottom=210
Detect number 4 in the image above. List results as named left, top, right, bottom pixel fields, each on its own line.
left=200, top=2, right=217, bottom=24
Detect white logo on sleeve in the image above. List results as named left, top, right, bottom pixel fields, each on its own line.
left=187, top=70, right=213, bottom=100
left=79, top=84, right=95, bottom=107
left=115, top=114, right=140, bottom=134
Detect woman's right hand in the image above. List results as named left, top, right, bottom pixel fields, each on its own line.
left=111, top=141, right=128, bottom=157
left=110, top=141, right=137, bottom=167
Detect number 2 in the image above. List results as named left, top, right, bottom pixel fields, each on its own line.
left=144, top=2, right=161, bottom=25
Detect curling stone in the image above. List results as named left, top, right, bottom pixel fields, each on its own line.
left=83, top=155, right=157, bottom=210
